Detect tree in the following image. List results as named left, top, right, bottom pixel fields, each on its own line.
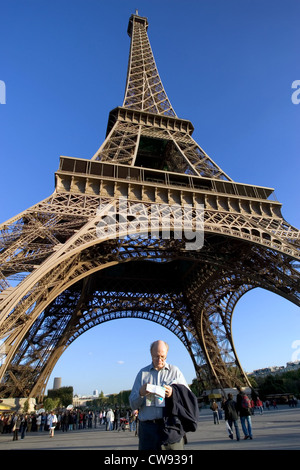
left=256, top=369, right=300, bottom=400
left=47, top=386, right=73, bottom=407
left=43, top=397, right=61, bottom=412
left=23, top=399, right=29, bottom=413
left=190, top=378, right=202, bottom=397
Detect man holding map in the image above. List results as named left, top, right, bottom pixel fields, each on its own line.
left=129, top=340, right=198, bottom=450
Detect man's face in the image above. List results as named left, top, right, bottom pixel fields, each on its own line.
left=151, top=342, right=168, bottom=371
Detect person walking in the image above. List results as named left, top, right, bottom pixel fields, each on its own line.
left=210, top=400, right=219, bottom=424
left=36, top=413, right=42, bottom=432
left=222, top=393, right=240, bottom=441
left=12, top=413, right=21, bottom=441
left=236, top=386, right=253, bottom=440
left=134, top=409, right=139, bottom=436
left=256, top=397, right=263, bottom=414
left=49, top=411, right=58, bottom=438
left=114, top=408, right=120, bottom=431
left=106, top=409, right=114, bottom=431
left=20, top=414, right=28, bottom=439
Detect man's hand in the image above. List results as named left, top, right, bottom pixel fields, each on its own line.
left=164, top=385, right=173, bottom=398
left=139, top=383, right=150, bottom=397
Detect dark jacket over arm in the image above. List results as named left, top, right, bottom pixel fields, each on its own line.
left=161, top=384, right=199, bottom=445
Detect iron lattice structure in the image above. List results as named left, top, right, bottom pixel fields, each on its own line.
left=0, top=13, right=299, bottom=400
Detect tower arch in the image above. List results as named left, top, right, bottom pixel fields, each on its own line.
left=0, top=12, right=299, bottom=401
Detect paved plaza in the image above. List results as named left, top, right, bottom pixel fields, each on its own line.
left=1, top=406, right=299, bottom=452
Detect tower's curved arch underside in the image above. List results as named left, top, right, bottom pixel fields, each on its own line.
left=0, top=230, right=299, bottom=399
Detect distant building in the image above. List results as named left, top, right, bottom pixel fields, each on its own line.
left=286, top=360, right=300, bottom=370
left=248, top=361, right=300, bottom=378
left=73, top=395, right=90, bottom=407
left=73, top=392, right=102, bottom=407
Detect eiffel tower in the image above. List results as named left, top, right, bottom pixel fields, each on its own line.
left=0, top=12, right=299, bottom=401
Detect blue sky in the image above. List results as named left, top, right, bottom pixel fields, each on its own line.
left=1, top=0, right=299, bottom=395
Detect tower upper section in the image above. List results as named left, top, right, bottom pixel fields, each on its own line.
left=91, top=12, right=232, bottom=180
left=123, top=13, right=176, bottom=117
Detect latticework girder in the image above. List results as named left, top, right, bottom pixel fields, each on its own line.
left=0, top=12, right=299, bottom=400
left=124, top=13, right=176, bottom=117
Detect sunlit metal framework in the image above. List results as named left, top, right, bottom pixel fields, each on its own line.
left=0, top=13, right=299, bottom=400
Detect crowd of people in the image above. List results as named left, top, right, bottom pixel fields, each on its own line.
left=0, top=407, right=138, bottom=440
left=209, top=388, right=298, bottom=441
left=103, top=408, right=138, bottom=433
left=0, top=394, right=298, bottom=444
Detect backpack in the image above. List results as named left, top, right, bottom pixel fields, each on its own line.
left=242, top=394, right=251, bottom=409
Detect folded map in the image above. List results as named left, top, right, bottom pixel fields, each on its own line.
left=146, top=384, right=166, bottom=398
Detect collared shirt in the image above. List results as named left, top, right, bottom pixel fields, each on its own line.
left=129, top=362, right=189, bottom=421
